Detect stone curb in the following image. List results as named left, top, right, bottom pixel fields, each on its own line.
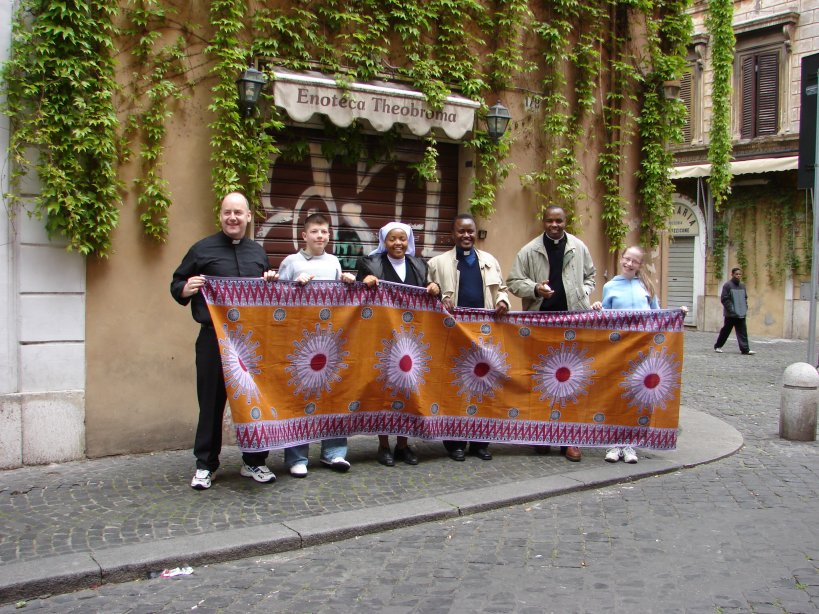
left=0, top=407, right=743, bottom=604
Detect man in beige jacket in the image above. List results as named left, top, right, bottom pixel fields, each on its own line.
left=506, top=205, right=596, bottom=462
left=428, top=213, right=509, bottom=462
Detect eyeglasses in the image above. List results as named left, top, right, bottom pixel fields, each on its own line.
left=622, top=257, right=642, bottom=265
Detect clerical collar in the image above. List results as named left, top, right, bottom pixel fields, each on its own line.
left=456, top=246, right=477, bottom=264
left=545, top=232, right=565, bottom=245
left=222, top=230, right=243, bottom=245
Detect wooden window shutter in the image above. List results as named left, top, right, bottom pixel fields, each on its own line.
left=740, top=55, right=755, bottom=139
left=680, top=70, right=693, bottom=143
left=756, top=51, right=779, bottom=136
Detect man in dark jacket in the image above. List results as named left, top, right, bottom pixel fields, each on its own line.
left=714, top=267, right=755, bottom=355
left=171, top=192, right=278, bottom=490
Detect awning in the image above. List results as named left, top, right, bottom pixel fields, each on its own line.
left=670, top=156, right=799, bottom=179
left=271, top=70, right=481, bottom=140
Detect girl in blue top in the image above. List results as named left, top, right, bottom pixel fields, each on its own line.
left=593, top=246, right=662, bottom=464
left=595, top=245, right=659, bottom=312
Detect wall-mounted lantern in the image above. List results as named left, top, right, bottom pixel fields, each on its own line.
left=662, top=79, right=682, bottom=101
left=485, top=101, right=511, bottom=141
left=236, top=67, right=267, bottom=118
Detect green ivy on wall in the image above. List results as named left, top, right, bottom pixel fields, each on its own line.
left=123, top=0, right=195, bottom=241
left=597, top=9, right=639, bottom=253
left=731, top=214, right=749, bottom=278
left=207, top=0, right=281, bottom=217
left=469, top=130, right=513, bottom=219
left=710, top=180, right=809, bottom=283
left=2, top=0, right=692, bottom=255
left=705, top=0, right=735, bottom=210
left=1, top=0, right=121, bottom=255
left=637, top=0, right=691, bottom=247
left=524, top=0, right=585, bottom=227
left=711, top=217, right=729, bottom=278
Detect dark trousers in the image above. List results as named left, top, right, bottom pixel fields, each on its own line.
left=443, top=440, right=490, bottom=453
left=194, top=326, right=268, bottom=471
left=714, top=316, right=750, bottom=354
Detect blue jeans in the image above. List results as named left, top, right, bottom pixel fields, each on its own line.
left=284, top=438, right=348, bottom=467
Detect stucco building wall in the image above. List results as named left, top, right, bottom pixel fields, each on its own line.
left=676, top=0, right=818, bottom=342
left=1, top=0, right=86, bottom=468
left=4, top=2, right=651, bottom=462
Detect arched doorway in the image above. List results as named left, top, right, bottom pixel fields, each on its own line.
left=667, top=196, right=706, bottom=325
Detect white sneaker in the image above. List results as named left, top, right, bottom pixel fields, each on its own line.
left=191, top=469, right=212, bottom=490
left=289, top=464, right=308, bottom=478
left=240, top=464, right=276, bottom=483
left=622, top=446, right=638, bottom=464
left=714, top=348, right=723, bottom=353
left=604, top=448, right=622, bottom=463
left=320, top=457, right=351, bottom=472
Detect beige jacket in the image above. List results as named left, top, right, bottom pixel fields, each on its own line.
left=506, top=232, right=596, bottom=311
left=427, top=248, right=509, bottom=309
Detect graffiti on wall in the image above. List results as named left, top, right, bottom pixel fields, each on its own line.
left=256, top=137, right=458, bottom=270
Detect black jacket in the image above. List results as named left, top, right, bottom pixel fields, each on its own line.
left=355, top=253, right=429, bottom=287
left=720, top=279, right=748, bottom=319
left=170, top=232, right=269, bottom=325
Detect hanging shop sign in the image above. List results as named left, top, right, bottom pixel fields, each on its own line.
left=272, top=70, right=480, bottom=140
left=668, top=202, right=700, bottom=237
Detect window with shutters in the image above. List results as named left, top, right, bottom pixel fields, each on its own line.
left=680, top=68, right=694, bottom=144
left=679, top=37, right=706, bottom=146
left=738, top=49, right=779, bottom=139
left=730, top=13, right=797, bottom=141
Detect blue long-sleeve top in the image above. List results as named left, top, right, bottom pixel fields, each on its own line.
left=601, top=275, right=659, bottom=310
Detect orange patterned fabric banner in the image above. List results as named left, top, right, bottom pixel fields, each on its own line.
left=202, top=278, right=684, bottom=452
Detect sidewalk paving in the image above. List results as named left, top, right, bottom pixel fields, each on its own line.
left=0, top=330, right=757, bottom=604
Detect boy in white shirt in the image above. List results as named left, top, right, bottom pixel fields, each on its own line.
left=278, top=213, right=356, bottom=477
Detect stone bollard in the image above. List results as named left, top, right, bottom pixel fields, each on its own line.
left=779, top=362, right=819, bottom=441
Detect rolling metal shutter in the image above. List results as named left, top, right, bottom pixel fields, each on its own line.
left=667, top=236, right=695, bottom=325
left=256, top=128, right=459, bottom=271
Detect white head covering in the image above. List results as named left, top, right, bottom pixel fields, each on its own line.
left=368, top=222, right=416, bottom=256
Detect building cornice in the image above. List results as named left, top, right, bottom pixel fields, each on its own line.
left=671, top=133, right=799, bottom=165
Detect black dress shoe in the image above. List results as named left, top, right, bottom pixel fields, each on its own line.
left=377, top=446, right=394, bottom=467
left=448, top=448, right=466, bottom=461
left=393, top=446, right=419, bottom=465
left=469, top=447, right=492, bottom=460
left=533, top=445, right=551, bottom=455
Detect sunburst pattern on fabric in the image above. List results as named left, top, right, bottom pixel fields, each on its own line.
left=219, top=324, right=262, bottom=405
left=451, top=338, right=511, bottom=403
left=532, top=342, right=596, bottom=407
left=374, top=325, right=431, bottom=398
left=285, top=323, right=349, bottom=400
left=620, top=346, right=681, bottom=413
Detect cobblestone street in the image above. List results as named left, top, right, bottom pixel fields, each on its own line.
left=2, top=330, right=818, bottom=613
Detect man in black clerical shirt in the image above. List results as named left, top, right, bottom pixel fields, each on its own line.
left=506, top=206, right=596, bottom=462
left=428, top=214, right=510, bottom=461
left=171, top=192, right=278, bottom=490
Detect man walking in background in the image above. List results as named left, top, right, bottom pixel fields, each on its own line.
left=714, top=267, right=755, bottom=355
